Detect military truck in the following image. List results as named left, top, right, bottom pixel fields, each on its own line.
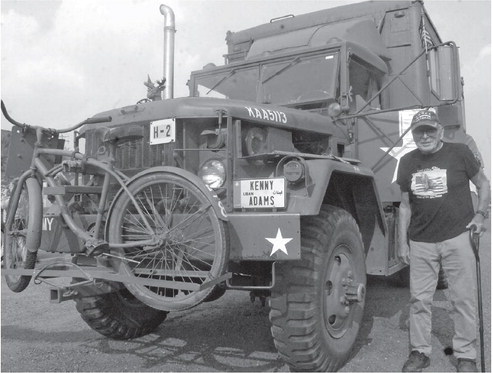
left=2, top=1, right=475, bottom=371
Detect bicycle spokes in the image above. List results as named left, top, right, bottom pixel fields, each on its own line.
left=108, top=173, right=227, bottom=310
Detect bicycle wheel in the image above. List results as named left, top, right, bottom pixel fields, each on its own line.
left=108, top=172, right=228, bottom=311
left=4, top=178, right=42, bottom=292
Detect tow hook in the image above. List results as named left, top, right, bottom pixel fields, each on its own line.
left=250, top=290, right=270, bottom=307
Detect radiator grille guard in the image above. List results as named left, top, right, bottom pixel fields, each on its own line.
left=84, top=124, right=175, bottom=171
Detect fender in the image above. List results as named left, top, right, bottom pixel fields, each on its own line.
left=289, top=159, right=378, bottom=214
left=106, top=166, right=228, bottom=237
left=288, top=158, right=387, bottom=251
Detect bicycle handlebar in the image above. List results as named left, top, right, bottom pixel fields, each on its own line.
left=1, top=100, right=112, bottom=134
left=1, top=100, right=27, bottom=129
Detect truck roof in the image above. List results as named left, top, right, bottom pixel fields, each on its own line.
left=225, top=1, right=439, bottom=63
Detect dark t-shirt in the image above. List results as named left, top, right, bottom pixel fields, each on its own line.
left=396, top=142, right=480, bottom=242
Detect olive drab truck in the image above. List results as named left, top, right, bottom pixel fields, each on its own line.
left=2, top=1, right=473, bottom=371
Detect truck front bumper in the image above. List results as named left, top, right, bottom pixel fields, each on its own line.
left=228, top=213, right=301, bottom=261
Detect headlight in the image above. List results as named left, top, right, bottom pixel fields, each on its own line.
left=199, top=159, right=226, bottom=190
left=283, top=159, right=305, bottom=184
left=328, top=102, right=342, bottom=118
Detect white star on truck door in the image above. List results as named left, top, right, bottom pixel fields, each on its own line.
left=380, top=109, right=426, bottom=182
left=380, top=144, right=416, bottom=182
left=266, top=228, right=293, bottom=256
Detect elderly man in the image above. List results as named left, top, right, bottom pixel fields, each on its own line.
left=397, top=109, right=490, bottom=372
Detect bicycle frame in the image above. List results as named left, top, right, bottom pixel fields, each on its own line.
left=4, top=133, right=230, bottom=294
left=11, top=142, right=164, bottom=252
left=3, top=113, right=159, bottom=257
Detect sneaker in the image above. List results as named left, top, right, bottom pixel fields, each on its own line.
left=402, top=351, right=430, bottom=372
left=457, top=358, right=477, bottom=372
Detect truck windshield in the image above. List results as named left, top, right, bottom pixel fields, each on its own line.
left=261, top=53, right=339, bottom=105
left=195, top=67, right=259, bottom=102
left=193, top=52, right=339, bottom=106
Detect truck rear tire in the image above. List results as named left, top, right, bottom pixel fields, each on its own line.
left=270, top=205, right=366, bottom=371
left=74, top=287, right=168, bottom=339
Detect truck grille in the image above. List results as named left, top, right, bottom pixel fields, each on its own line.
left=84, top=126, right=175, bottom=171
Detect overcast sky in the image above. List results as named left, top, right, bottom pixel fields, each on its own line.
left=1, top=0, right=491, bottom=175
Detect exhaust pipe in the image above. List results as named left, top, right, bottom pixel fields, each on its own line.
left=160, top=4, right=175, bottom=99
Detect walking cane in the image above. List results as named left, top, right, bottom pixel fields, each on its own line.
left=469, top=225, right=485, bottom=372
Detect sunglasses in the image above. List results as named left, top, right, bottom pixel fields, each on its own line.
left=412, top=127, right=439, bottom=137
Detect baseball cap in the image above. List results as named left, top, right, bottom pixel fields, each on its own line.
left=411, top=110, right=441, bottom=131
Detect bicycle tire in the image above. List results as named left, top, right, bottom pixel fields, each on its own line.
left=108, top=172, right=228, bottom=311
left=4, top=178, right=42, bottom=292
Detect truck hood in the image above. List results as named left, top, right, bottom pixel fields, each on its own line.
left=86, top=97, right=340, bottom=136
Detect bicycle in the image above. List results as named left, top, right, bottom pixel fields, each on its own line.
left=1, top=100, right=228, bottom=315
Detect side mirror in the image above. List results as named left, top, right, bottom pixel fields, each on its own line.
left=428, top=43, right=461, bottom=102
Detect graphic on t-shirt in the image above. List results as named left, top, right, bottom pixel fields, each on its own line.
left=411, top=167, right=447, bottom=198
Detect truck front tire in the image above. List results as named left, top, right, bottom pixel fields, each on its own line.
left=270, top=205, right=366, bottom=371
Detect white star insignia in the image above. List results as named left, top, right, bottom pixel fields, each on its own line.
left=380, top=144, right=416, bottom=182
left=266, top=228, right=293, bottom=256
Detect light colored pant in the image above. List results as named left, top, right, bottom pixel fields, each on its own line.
left=409, top=231, right=477, bottom=359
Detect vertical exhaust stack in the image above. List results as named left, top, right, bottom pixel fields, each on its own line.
left=160, top=4, right=175, bottom=99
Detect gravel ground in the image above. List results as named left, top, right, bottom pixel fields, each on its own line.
left=2, top=231, right=490, bottom=372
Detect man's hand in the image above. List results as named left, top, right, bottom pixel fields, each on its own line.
left=466, top=215, right=486, bottom=235
left=469, top=169, right=490, bottom=236
left=398, top=241, right=410, bottom=265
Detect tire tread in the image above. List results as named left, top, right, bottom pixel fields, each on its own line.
left=269, top=205, right=365, bottom=371
left=75, top=290, right=168, bottom=340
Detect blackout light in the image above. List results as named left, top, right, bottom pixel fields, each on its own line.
left=283, top=160, right=305, bottom=184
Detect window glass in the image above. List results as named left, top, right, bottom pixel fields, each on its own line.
left=348, top=58, right=382, bottom=110
left=261, top=53, right=339, bottom=105
left=192, top=52, right=339, bottom=106
left=429, top=50, right=440, bottom=97
left=194, top=68, right=258, bottom=102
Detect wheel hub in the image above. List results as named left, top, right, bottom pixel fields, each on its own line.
left=143, top=227, right=185, bottom=251
left=323, top=248, right=365, bottom=338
